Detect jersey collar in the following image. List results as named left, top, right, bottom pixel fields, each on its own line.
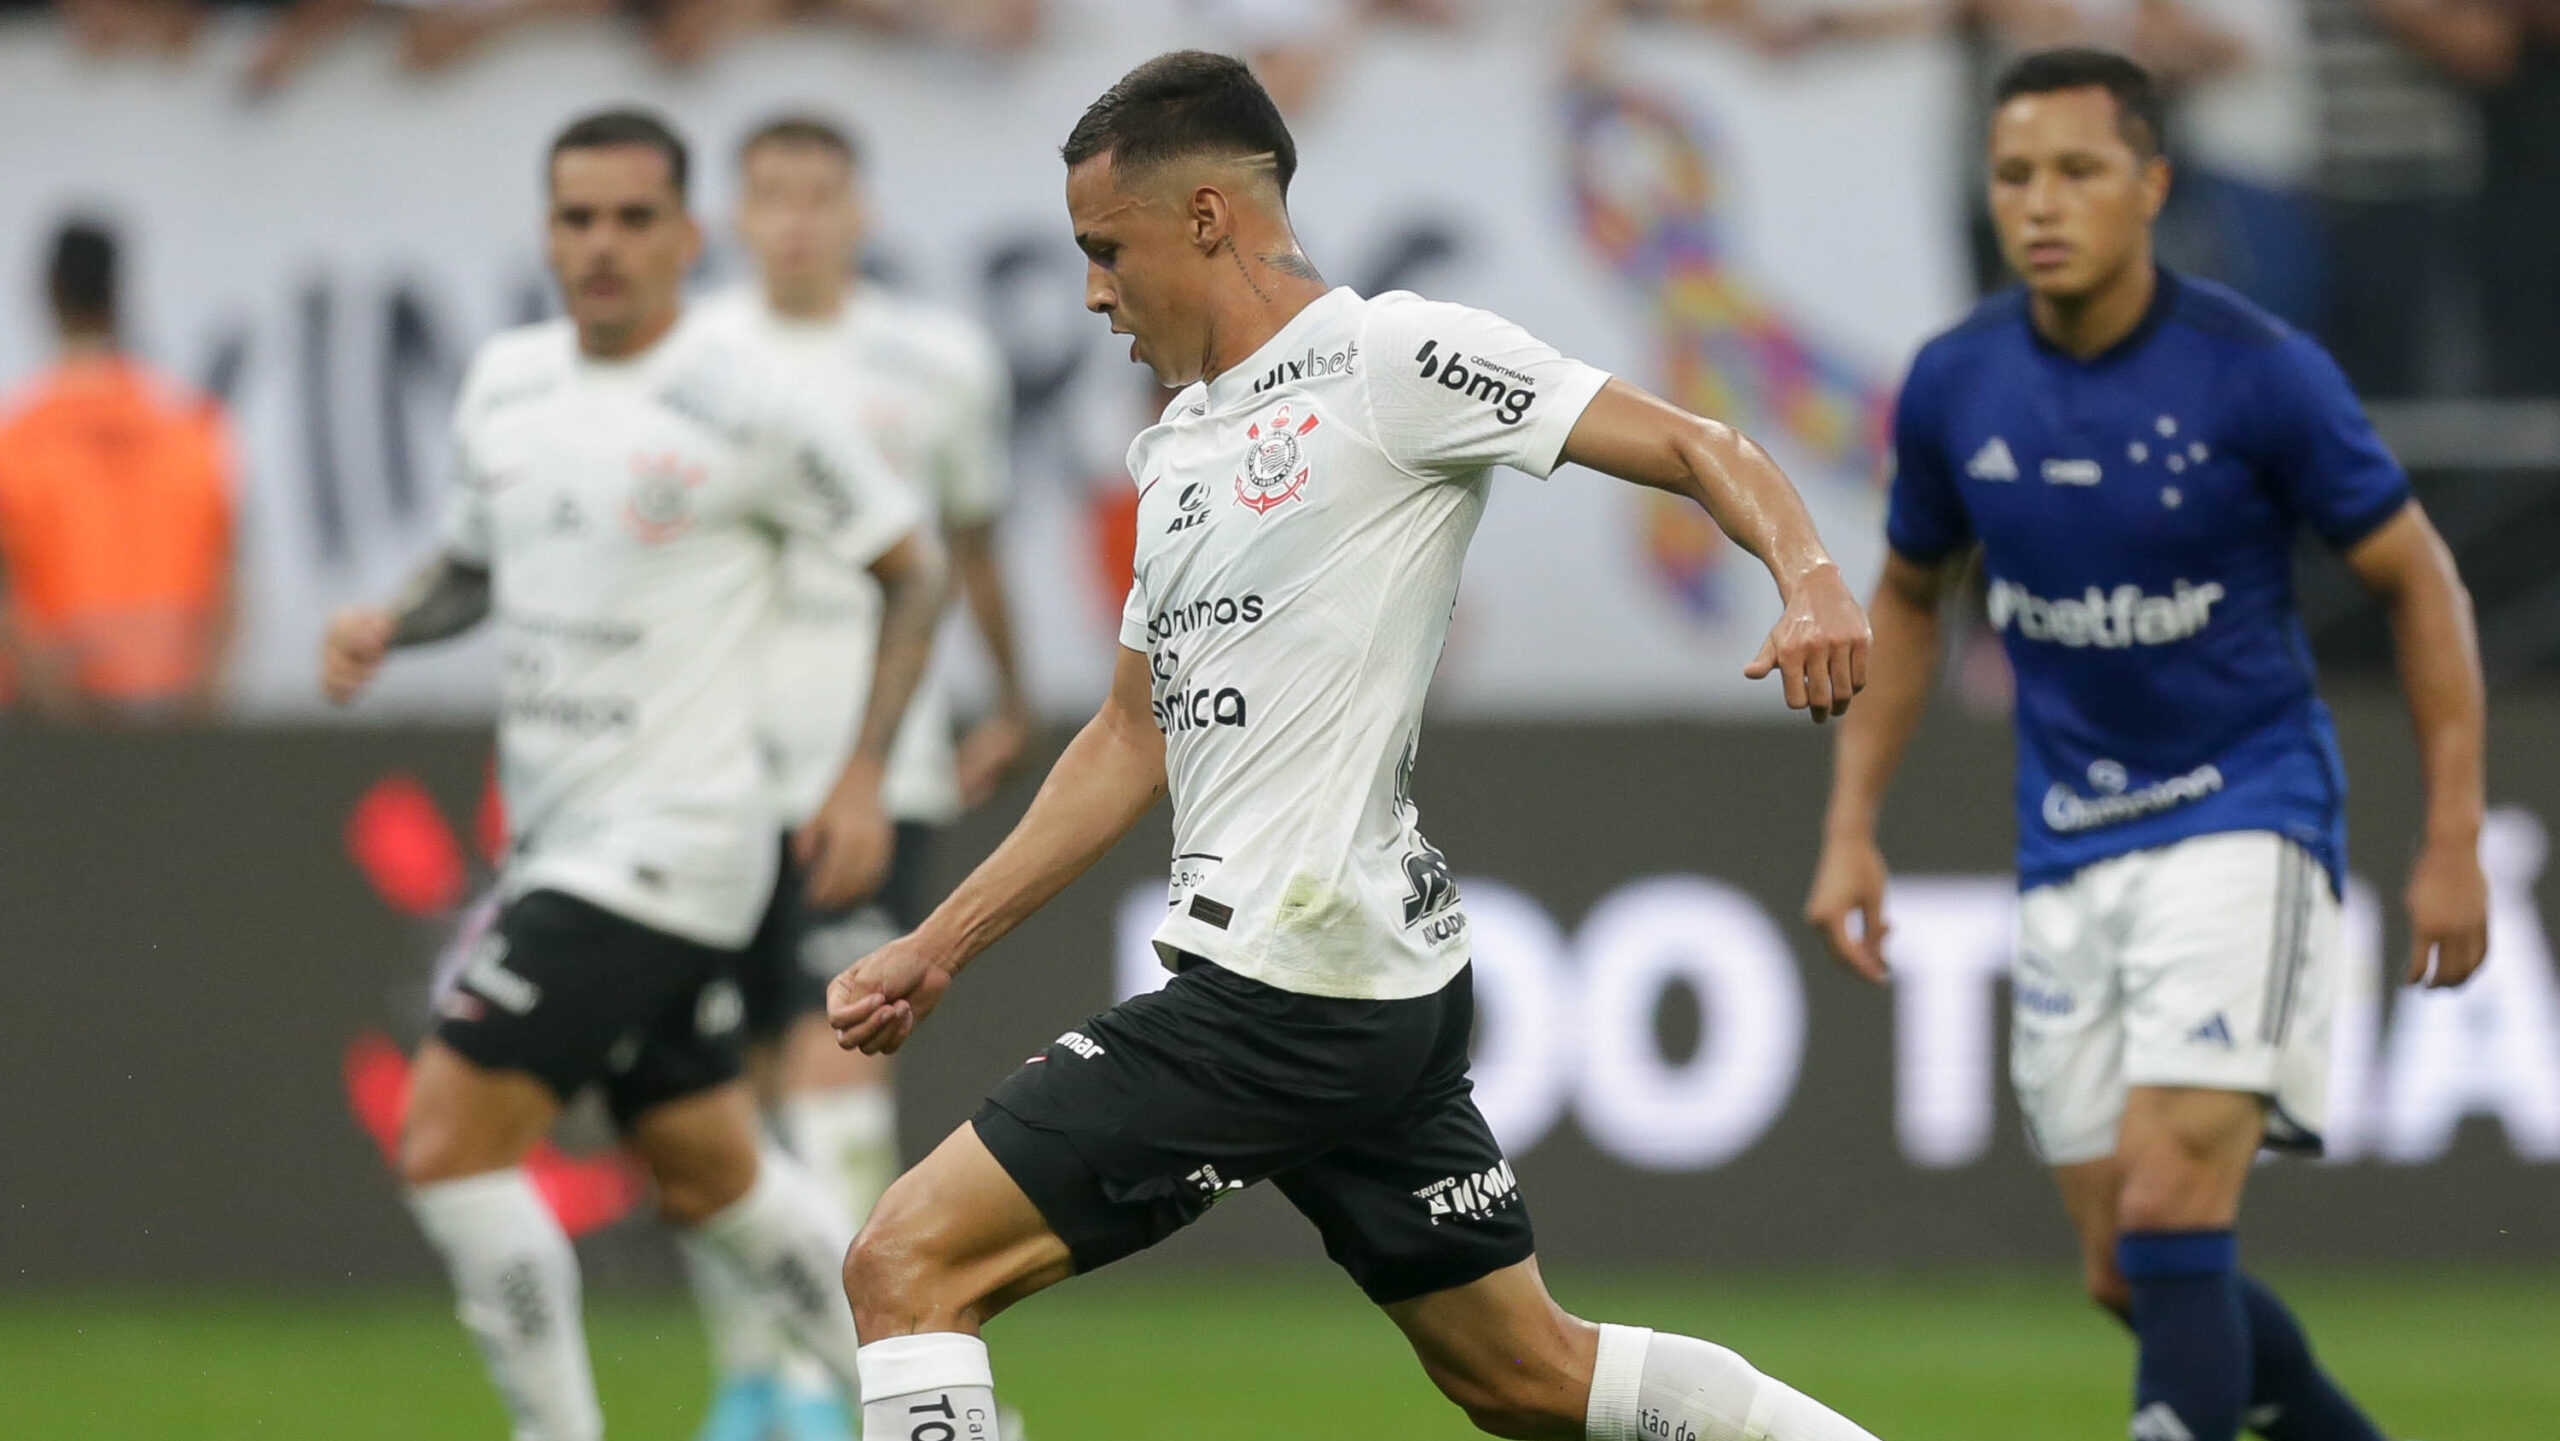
left=1199, top=286, right=1361, bottom=413
left=2028, top=266, right=2179, bottom=368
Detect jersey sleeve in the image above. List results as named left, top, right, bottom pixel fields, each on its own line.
left=2251, top=333, right=2412, bottom=550
left=440, top=355, right=500, bottom=567
left=1118, top=570, right=1150, bottom=653
left=1883, top=343, right=1973, bottom=564
left=1358, top=295, right=1611, bottom=482
left=931, top=329, right=1014, bottom=527
left=761, top=381, right=928, bottom=573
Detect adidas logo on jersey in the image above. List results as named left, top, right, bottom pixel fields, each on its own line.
left=2186, top=1013, right=2235, bottom=1048
left=1966, top=437, right=2019, bottom=481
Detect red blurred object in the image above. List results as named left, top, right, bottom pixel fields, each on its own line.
left=474, top=756, right=508, bottom=868
left=346, top=774, right=466, bottom=917
left=341, top=1032, right=648, bottom=1237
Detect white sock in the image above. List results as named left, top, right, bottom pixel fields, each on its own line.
left=781, top=1082, right=899, bottom=1230
left=408, top=1170, right=604, bottom=1441
left=691, top=1147, right=864, bottom=1391
left=680, top=1231, right=789, bottom=1381
left=1585, top=1325, right=1879, bottom=1441
left=858, top=1332, right=1000, bottom=1441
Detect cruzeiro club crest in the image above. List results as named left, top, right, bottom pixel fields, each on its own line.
left=1236, top=404, right=1320, bottom=515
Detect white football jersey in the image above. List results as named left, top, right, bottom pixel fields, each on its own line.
left=693, top=286, right=1012, bottom=828
left=443, top=314, right=924, bottom=948
left=1122, top=288, right=1609, bottom=999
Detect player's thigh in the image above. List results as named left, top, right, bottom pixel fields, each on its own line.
left=2115, top=1086, right=2265, bottom=1232
left=400, top=1037, right=564, bottom=1184
left=2009, top=871, right=2129, bottom=1167
left=2118, top=831, right=2337, bottom=1157
left=622, top=1078, right=764, bottom=1225
left=850, top=1121, right=1074, bottom=1337
left=1383, top=1256, right=1595, bottom=1437
left=970, top=961, right=1425, bottom=1283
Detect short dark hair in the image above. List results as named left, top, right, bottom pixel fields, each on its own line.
left=1992, top=48, right=2166, bottom=160
left=48, top=218, right=118, bottom=330
left=548, top=108, right=691, bottom=200
left=1061, top=50, right=1297, bottom=195
left=740, top=113, right=862, bottom=173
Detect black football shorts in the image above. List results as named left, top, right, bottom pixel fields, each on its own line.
left=434, top=888, right=746, bottom=1129
left=974, top=957, right=1533, bottom=1306
left=737, top=823, right=938, bottom=1043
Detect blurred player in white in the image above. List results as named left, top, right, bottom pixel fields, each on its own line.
left=681, top=114, right=1028, bottom=1441
left=825, top=52, right=1887, bottom=1441
left=321, top=110, right=947, bottom=1441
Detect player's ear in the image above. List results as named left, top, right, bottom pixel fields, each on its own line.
left=2138, top=154, right=2172, bottom=222
left=1187, top=184, right=1232, bottom=257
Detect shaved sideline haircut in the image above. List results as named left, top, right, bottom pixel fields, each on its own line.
left=549, top=107, right=692, bottom=200
left=1993, top=47, right=2167, bottom=161
left=1060, top=50, right=1298, bottom=195
left=740, top=113, right=863, bottom=171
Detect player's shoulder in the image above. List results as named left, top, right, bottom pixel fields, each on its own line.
left=853, top=290, right=1006, bottom=386
left=2160, top=271, right=2295, bottom=352
left=683, top=284, right=765, bottom=339
left=1913, top=287, right=2031, bottom=370
left=1356, top=287, right=1518, bottom=342
left=459, top=320, right=577, bottom=418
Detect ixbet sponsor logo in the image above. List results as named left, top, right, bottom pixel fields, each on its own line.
left=1413, top=339, right=1536, bottom=426
left=1250, top=341, right=1360, bottom=395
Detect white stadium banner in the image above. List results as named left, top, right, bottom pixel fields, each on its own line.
left=0, top=6, right=1967, bottom=720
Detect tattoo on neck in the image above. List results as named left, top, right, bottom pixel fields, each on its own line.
left=1226, top=239, right=1274, bottom=303
left=1258, top=250, right=1324, bottom=283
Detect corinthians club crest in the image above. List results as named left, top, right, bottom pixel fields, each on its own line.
left=1236, top=405, right=1320, bottom=515
left=623, top=449, right=705, bottom=544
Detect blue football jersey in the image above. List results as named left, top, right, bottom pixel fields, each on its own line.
left=1886, top=271, right=2411, bottom=894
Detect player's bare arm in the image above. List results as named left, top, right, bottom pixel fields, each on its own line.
left=319, top=552, right=492, bottom=704
left=949, top=517, right=1036, bottom=807
left=2344, top=500, right=2490, bottom=988
left=1806, top=548, right=1955, bottom=982
left=799, top=528, right=951, bottom=908
left=1558, top=377, right=1870, bottom=722
left=828, top=645, right=1166, bottom=1055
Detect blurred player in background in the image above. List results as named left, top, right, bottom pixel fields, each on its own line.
left=0, top=218, right=235, bottom=724
left=827, top=51, right=1887, bottom=1441
left=1807, top=49, right=2488, bottom=1441
left=320, top=108, right=948, bottom=1441
left=683, top=114, right=1027, bottom=1441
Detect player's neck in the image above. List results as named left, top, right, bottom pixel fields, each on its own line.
left=579, top=304, right=681, bottom=362
left=1198, top=243, right=1331, bottom=386
left=2029, top=258, right=2158, bottom=361
left=764, top=270, right=855, bottom=323
left=54, top=328, right=118, bottom=364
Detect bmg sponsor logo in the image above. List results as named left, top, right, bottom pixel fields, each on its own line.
left=1414, top=339, right=1535, bottom=426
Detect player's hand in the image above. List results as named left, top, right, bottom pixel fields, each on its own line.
left=1806, top=832, right=1892, bottom=984
left=321, top=608, right=396, bottom=705
left=827, top=932, right=955, bottom=1055
left=955, top=706, right=1033, bottom=810
left=1746, top=564, right=1870, bottom=724
left=798, top=763, right=894, bottom=910
left=2404, top=835, right=2489, bottom=988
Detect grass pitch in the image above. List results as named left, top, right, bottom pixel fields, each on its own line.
left=4, top=1270, right=2551, bottom=1440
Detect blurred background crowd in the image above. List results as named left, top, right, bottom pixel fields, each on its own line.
left=2, top=0, right=2557, bottom=726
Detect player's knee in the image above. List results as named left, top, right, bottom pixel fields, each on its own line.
left=655, top=1158, right=753, bottom=1227
left=1422, top=1358, right=1572, bottom=1440
left=844, top=1185, right=958, bottom=1332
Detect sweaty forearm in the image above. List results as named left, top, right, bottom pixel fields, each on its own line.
left=1823, top=570, right=1943, bottom=840
left=1676, top=421, right=1839, bottom=597
left=847, top=541, right=952, bottom=768
left=922, top=704, right=1166, bottom=970
left=388, top=556, right=492, bottom=647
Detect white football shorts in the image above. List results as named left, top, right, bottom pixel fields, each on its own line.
left=2010, top=830, right=2338, bottom=1166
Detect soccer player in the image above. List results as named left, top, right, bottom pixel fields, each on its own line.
left=1804, top=50, right=2489, bottom=1441
left=682, top=114, right=1027, bottom=1441
left=826, top=52, right=1885, bottom=1441
left=319, top=109, right=948, bottom=1441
